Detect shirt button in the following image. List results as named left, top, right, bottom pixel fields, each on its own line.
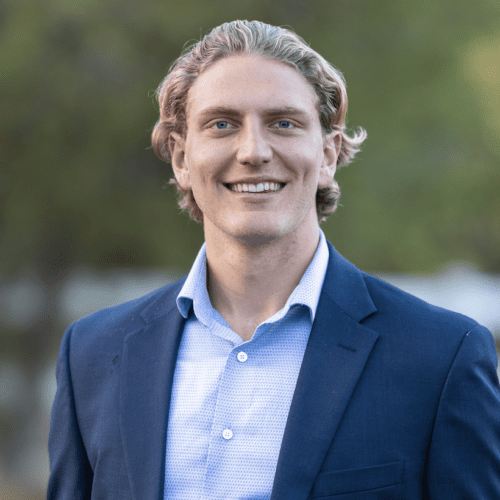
left=222, top=429, right=233, bottom=440
left=237, top=351, right=248, bottom=362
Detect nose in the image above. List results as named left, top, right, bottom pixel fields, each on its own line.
left=236, top=121, right=272, bottom=166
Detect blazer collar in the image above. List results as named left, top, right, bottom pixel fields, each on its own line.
left=271, top=242, right=379, bottom=500
left=139, top=276, right=187, bottom=324
left=321, top=241, right=377, bottom=322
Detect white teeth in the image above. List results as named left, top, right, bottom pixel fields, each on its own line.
left=228, top=182, right=284, bottom=193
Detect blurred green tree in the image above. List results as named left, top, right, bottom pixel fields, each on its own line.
left=1, top=0, right=499, bottom=283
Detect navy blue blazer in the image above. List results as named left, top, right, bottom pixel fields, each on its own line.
left=47, top=242, right=500, bottom=499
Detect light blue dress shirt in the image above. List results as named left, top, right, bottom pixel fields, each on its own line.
left=163, top=229, right=329, bottom=500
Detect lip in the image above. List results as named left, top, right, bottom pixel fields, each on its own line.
left=224, top=178, right=285, bottom=185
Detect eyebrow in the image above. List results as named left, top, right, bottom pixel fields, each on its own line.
left=196, top=105, right=309, bottom=121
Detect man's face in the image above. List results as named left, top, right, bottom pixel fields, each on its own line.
left=170, top=55, right=340, bottom=247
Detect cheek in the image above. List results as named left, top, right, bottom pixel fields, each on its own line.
left=185, top=154, right=207, bottom=186
left=188, top=168, right=207, bottom=200
left=187, top=144, right=221, bottom=181
left=185, top=159, right=217, bottom=211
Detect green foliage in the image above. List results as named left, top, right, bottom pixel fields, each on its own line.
left=1, top=0, right=499, bottom=276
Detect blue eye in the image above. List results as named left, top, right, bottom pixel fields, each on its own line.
left=276, top=121, right=291, bottom=128
left=215, top=121, right=229, bottom=129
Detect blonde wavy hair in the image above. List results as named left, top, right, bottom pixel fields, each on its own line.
left=151, top=20, right=367, bottom=223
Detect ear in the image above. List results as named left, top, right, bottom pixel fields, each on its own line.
left=318, top=131, right=341, bottom=189
left=169, top=131, right=191, bottom=190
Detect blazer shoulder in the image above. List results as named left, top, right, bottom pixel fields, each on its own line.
left=355, top=272, right=498, bottom=386
left=360, top=271, right=480, bottom=337
left=323, top=241, right=481, bottom=339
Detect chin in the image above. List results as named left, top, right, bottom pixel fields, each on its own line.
left=222, top=213, right=298, bottom=247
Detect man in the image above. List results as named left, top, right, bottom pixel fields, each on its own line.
left=48, top=20, right=500, bottom=499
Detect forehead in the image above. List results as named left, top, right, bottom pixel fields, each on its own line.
left=186, top=55, right=320, bottom=122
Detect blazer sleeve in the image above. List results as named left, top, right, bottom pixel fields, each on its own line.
left=47, top=325, right=93, bottom=500
left=426, top=324, right=500, bottom=498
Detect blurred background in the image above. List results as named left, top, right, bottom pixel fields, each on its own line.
left=1, top=0, right=499, bottom=497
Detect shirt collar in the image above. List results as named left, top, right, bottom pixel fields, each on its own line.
left=176, top=228, right=329, bottom=325
left=284, top=228, right=329, bottom=322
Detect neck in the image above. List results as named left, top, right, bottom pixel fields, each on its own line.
left=204, top=221, right=320, bottom=341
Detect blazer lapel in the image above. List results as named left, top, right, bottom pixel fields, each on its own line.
left=119, top=280, right=186, bottom=500
left=271, top=243, right=379, bottom=500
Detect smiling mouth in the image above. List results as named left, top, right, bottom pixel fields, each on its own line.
left=224, top=182, right=286, bottom=193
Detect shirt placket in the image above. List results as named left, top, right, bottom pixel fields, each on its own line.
left=201, top=339, right=256, bottom=499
